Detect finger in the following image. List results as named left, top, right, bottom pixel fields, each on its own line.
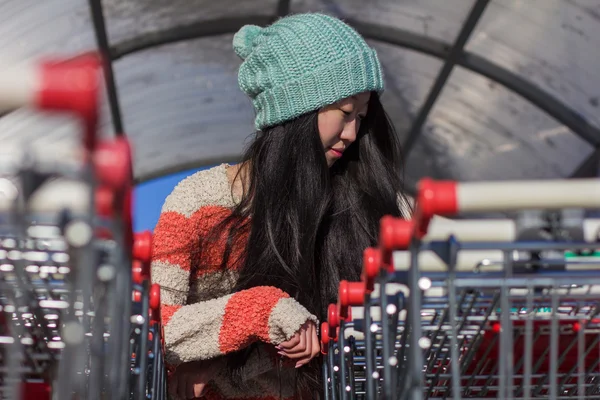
left=279, top=332, right=309, bottom=360
left=311, top=323, right=321, bottom=358
left=304, top=324, right=313, bottom=356
left=295, top=353, right=312, bottom=368
left=193, top=382, right=206, bottom=398
left=280, top=351, right=308, bottom=360
left=278, top=333, right=301, bottom=349
left=286, top=329, right=308, bottom=354
left=296, top=325, right=316, bottom=368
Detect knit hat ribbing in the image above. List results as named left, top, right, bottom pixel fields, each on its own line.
left=233, top=13, right=385, bottom=130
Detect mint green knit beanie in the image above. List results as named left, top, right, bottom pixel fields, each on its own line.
left=233, top=13, right=385, bottom=130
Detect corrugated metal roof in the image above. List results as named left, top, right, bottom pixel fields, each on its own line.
left=0, top=0, right=597, bottom=186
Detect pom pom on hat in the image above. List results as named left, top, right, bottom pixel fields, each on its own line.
left=233, top=24, right=263, bottom=60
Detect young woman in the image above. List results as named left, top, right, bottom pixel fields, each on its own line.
left=151, top=13, right=411, bottom=399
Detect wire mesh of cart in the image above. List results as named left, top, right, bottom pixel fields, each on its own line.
left=0, top=53, right=166, bottom=399
left=322, top=177, right=600, bottom=400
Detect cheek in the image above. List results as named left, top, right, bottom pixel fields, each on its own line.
left=318, top=113, right=343, bottom=146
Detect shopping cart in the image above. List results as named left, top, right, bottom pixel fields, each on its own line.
left=324, top=178, right=600, bottom=400
left=0, top=53, right=166, bottom=399
left=131, top=235, right=168, bottom=400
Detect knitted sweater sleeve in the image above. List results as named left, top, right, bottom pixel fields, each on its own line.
left=150, top=167, right=317, bottom=367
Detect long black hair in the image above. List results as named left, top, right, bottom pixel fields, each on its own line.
left=203, top=92, right=410, bottom=396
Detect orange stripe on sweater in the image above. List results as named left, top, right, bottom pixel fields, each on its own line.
left=153, top=211, right=195, bottom=271
left=218, top=287, right=289, bottom=353
left=152, top=206, right=245, bottom=273
left=160, top=304, right=182, bottom=326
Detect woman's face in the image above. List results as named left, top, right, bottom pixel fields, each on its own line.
left=318, top=92, right=370, bottom=167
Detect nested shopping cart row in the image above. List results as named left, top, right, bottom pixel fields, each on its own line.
left=0, top=53, right=166, bottom=399
left=322, top=178, right=600, bottom=399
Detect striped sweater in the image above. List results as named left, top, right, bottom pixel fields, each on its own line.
left=151, top=164, right=318, bottom=399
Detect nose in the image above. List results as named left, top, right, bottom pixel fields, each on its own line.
left=339, top=118, right=358, bottom=144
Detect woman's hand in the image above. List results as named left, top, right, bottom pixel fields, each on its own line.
left=169, top=359, right=219, bottom=399
left=276, top=321, right=320, bottom=368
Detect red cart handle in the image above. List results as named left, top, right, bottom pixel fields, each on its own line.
left=361, top=247, right=382, bottom=293
left=415, top=177, right=600, bottom=237
left=133, top=231, right=153, bottom=264
left=379, top=216, right=413, bottom=252
left=338, top=280, right=364, bottom=318
left=149, top=284, right=161, bottom=323
left=94, top=137, right=132, bottom=191
left=320, top=322, right=330, bottom=354
left=0, top=53, right=102, bottom=151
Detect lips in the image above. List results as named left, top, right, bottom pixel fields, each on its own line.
left=330, top=148, right=344, bottom=157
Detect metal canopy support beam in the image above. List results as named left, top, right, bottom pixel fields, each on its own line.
left=111, top=16, right=277, bottom=60
left=112, top=0, right=291, bottom=60
left=88, top=0, right=125, bottom=135
left=462, top=57, right=600, bottom=148
left=401, top=0, right=489, bottom=156
left=569, top=149, right=600, bottom=178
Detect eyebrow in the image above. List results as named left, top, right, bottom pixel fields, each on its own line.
left=341, top=96, right=369, bottom=109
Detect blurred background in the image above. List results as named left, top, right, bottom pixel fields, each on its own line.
left=1, top=0, right=598, bottom=231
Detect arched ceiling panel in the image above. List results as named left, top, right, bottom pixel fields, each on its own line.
left=405, top=65, right=593, bottom=188
left=465, top=0, right=600, bottom=130
left=0, top=0, right=597, bottom=184
left=111, top=35, right=254, bottom=179
left=100, top=0, right=279, bottom=43
left=368, top=41, right=443, bottom=140
left=291, top=0, right=475, bottom=43
left=0, top=0, right=94, bottom=61
left=0, top=0, right=112, bottom=162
